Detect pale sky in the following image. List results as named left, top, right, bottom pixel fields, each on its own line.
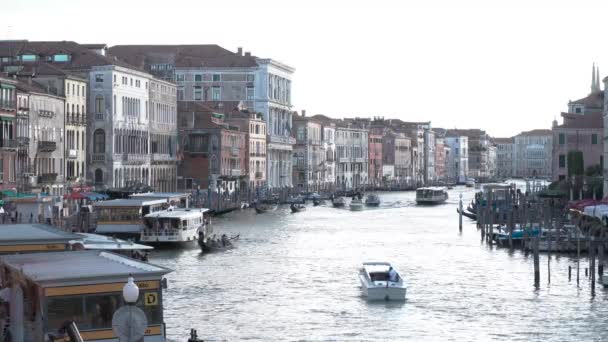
left=4, top=0, right=608, bottom=137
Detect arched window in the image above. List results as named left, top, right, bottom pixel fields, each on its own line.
left=93, top=129, right=105, bottom=153
left=94, top=169, right=103, bottom=184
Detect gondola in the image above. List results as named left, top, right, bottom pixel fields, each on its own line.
left=199, top=234, right=240, bottom=253
left=457, top=208, right=477, bottom=220
left=331, top=197, right=346, bottom=208
left=290, top=203, right=306, bottom=213
left=312, top=198, right=325, bottom=206
left=255, top=202, right=278, bottom=214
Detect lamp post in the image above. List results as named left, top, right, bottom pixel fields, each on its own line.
left=112, top=274, right=147, bottom=342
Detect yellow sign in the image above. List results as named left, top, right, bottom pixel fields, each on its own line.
left=0, top=243, right=66, bottom=253
left=145, top=292, right=158, bottom=306
left=45, top=280, right=160, bottom=297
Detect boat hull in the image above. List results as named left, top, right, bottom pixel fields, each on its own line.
left=359, top=274, right=406, bottom=301
left=416, top=199, right=447, bottom=205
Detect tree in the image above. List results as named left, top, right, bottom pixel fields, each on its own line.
left=567, top=151, right=584, bottom=177
left=585, top=164, right=602, bottom=177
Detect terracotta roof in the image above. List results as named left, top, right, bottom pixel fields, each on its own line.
left=107, top=45, right=258, bottom=69
left=493, top=137, right=514, bottom=144
left=516, top=129, right=552, bottom=137
left=15, top=79, right=61, bottom=96
left=0, top=40, right=141, bottom=71
left=556, top=111, right=604, bottom=129
left=570, top=91, right=603, bottom=108
left=445, top=129, right=487, bottom=138
left=13, top=62, right=85, bottom=79
left=81, top=44, right=107, bottom=49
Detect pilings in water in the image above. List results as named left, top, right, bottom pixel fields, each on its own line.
left=471, top=183, right=608, bottom=294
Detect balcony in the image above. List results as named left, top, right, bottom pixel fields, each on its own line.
left=38, top=110, right=54, bottom=118
left=38, top=173, right=57, bottom=184
left=151, top=153, right=174, bottom=162
left=255, top=171, right=263, bottom=179
left=91, top=153, right=105, bottom=163
left=229, top=169, right=242, bottom=177
left=68, top=149, right=77, bottom=159
left=18, top=137, right=29, bottom=146
left=95, top=113, right=104, bottom=121
left=38, top=141, right=57, bottom=152
left=122, top=154, right=148, bottom=165
left=0, top=139, right=17, bottom=150
left=230, top=147, right=239, bottom=156
left=268, top=135, right=296, bottom=145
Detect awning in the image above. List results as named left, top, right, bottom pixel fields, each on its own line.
left=64, top=192, right=87, bottom=200
left=95, top=224, right=142, bottom=234
left=81, top=192, right=109, bottom=201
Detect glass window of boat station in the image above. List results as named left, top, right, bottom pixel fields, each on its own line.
left=46, top=290, right=162, bottom=331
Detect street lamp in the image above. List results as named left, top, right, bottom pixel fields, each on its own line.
left=123, top=275, right=139, bottom=304
left=112, top=274, right=147, bottom=342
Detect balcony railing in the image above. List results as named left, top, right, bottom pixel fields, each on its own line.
left=122, top=154, right=148, bottom=164
left=229, top=169, right=242, bottom=176
left=151, top=153, right=174, bottom=162
left=38, top=141, right=57, bottom=152
left=38, top=110, right=54, bottom=118
left=38, top=173, right=58, bottom=184
left=91, top=153, right=105, bottom=162
left=0, top=139, right=17, bottom=150
left=17, top=137, right=29, bottom=146
left=268, top=135, right=296, bottom=145
left=255, top=171, right=263, bottom=179
left=95, top=113, right=104, bottom=121
left=249, top=152, right=266, bottom=157
left=68, top=149, right=77, bottom=159
left=230, top=147, right=239, bottom=156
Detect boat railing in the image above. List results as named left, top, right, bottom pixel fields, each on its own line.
left=142, top=229, right=180, bottom=237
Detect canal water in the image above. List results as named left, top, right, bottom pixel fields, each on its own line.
left=151, top=186, right=608, bottom=341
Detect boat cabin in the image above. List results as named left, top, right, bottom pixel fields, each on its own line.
left=130, top=193, right=191, bottom=209
left=93, top=199, right=167, bottom=238
left=142, top=208, right=211, bottom=244
left=0, top=224, right=81, bottom=255
left=415, top=187, right=448, bottom=203
left=0, top=250, right=172, bottom=341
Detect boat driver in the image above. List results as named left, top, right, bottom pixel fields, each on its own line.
left=388, top=267, right=398, bottom=283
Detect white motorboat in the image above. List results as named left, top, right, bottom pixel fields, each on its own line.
left=358, top=262, right=407, bottom=301
left=465, top=178, right=475, bottom=187
left=415, top=187, right=448, bottom=204
left=141, top=208, right=212, bottom=246
left=350, top=198, right=364, bottom=211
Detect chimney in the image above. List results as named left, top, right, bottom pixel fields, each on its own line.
left=237, top=47, right=243, bottom=56
left=302, top=110, right=306, bottom=117
left=245, top=52, right=251, bottom=57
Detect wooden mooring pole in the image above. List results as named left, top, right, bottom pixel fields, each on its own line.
left=459, top=193, right=463, bottom=232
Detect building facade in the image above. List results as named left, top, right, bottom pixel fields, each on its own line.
left=149, top=78, right=178, bottom=192
left=553, top=112, right=603, bottom=181
left=292, top=112, right=325, bottom=190
left=225, top=107, right=267, bottom=189
left=513, top=129, right=552, bottom=178
left=322, top=122, right=336, bottom=187
left=108, top=45, right=296, bottom=189
left=335, top=124, right=368, bottom=190
left=368, top=133, right=383, bottom=186
left=0, top=77, right=17, bottom=190
left=445, top=135, right=469, bottom=183
left=177, top=102, right=247, bottom=193
left=434, top=135, right=447, bottom=182
left=494, top=137, right=515, bottom=179
left=16, top=81, right=66, bottom=195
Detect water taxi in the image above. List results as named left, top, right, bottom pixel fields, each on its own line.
left=142, top=208, right=212, bottom=247
left=415, top=187, right=448, bottom=204
left=290, top=203, right=306, bottom=213
left=94, top=199, right=167, bottom=240
left=358, top=262, right=407, bottom=301
left=331, top=197, right=346, bottom=208
left=365, top=194, right=381, bottom=207
left=350, top=198, right=364, bottom=211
